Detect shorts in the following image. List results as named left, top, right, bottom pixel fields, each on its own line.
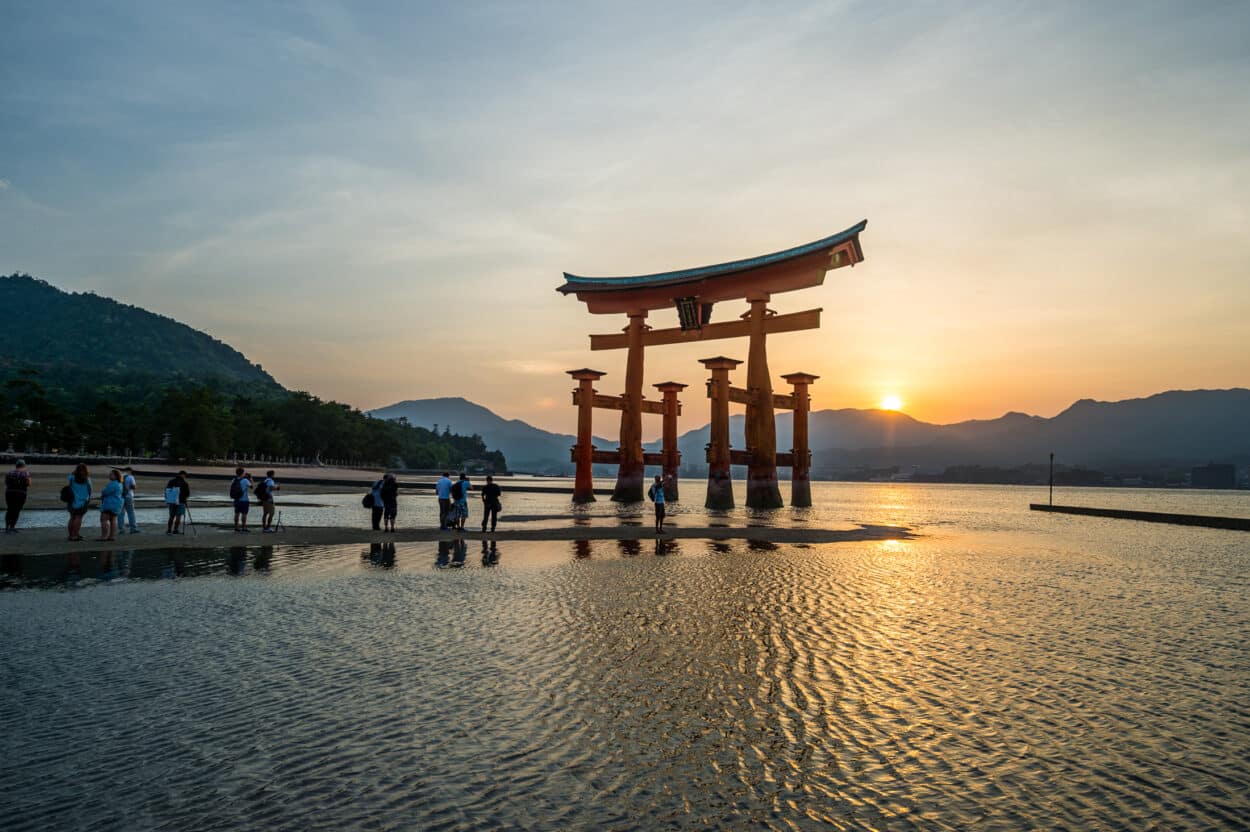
left=382, top=499, right=398, bottom=519
left=262, top=499, right=275, bottom=512
left=67, top=505, right=89, bottom=518
left=101, top=509, right=118, bottom=518
left=654, top=503, right=665, bottom=520
left=168, top=504, right=186, bottom=519
left=234, top=500, right=250, bottom=514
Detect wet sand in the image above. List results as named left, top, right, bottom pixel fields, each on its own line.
left=0, top=522, right=913, bottom=557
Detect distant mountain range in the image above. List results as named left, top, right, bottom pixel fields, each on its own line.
left=371, top=389, right=1250, bottom=476
left=0, top=273, right=279, bottom=390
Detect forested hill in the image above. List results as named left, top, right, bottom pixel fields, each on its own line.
left=0, top=273, right=278, bottom=389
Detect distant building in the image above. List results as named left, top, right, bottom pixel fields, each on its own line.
left=1191, top=463, right=1236, bottom=490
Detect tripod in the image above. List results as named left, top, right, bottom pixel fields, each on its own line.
left=183, top=503, right=197, bottom=536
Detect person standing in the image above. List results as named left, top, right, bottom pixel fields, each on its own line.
left=381, top=473, right=399, bottom=532
left=120, top=466, right=140, bottom=534
left=258, top=470, right=280, bottom=533
left=165, top=470, right=190, bottom=535
left=369, top=475, right=385, bottom=531
left=647, top=474, right=666, bottom=534
left=4, top=459, right=31, bottom=534
left=452, top=473, right=471, bottom=531
left=98, top=469, right=123, bottom=542
left=435, top=471, right=453, bottom=529
left=230, top=467, right=252, bottom=533
left=480, top=475, right=502, bottom=533
left=65, top=463, right=92, bottom=542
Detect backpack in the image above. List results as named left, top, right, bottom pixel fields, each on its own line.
left=165, top=486, right=181, bottom=505
left=362, top=492, right=375, bottom=509
left=647, top=483, right=657, bottom=502
left=60, top=483, right=75, bottom=504
left=450, top=481, right=463, bottom=500
left=254, top=480, right=268, bottom=501
left=229, top=478, right=243, bottom=499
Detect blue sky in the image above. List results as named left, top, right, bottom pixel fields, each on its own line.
left=3, top=1, right=1248, bottom=433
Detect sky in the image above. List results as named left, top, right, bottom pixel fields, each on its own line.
left=3, top=1, right=1248, bottom=438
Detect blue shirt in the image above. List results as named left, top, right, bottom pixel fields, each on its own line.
left=435, top=476, right=452, bottom=499
left=67, top=475, right=92, bottom=510
left=100, top=480, right=123, bottom=514
left=456, top=479, right=471, bottom=503
left=651, top=482, right=666, bottom=505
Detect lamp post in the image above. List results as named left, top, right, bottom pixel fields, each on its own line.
left=1049, top=452, right=1054, bottom=506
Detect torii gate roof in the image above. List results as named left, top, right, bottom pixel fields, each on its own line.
left=557, top=219, right=866, bottom=314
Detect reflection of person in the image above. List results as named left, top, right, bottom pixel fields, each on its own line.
left=165, top=470, right=190, bottom=535
left=98, top=469, right=124, bottom=542
left=481, top=539, right=499, bottom=567
left=381, top=473, right=399, bottom=532
left=452, top=535, right=468, bottom=567
left=436, top=538, right=453, bottom=568
left=4, top=459, right=31, bottom=534
left=480, top=475, right=502, bottom=533
left=647, top=475, right=666, bottom=534
left=65, top=463, right=92, bottom=542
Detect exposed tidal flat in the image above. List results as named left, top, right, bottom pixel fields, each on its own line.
left=2, top=483, right=1248, bottom=830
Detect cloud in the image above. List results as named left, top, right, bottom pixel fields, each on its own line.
left=0, top=179, right=10, bottom=189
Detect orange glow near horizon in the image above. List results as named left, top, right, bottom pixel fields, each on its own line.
left=880, top=395, right=903, bottom=411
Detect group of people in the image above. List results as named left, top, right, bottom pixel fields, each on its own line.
left=367, top=471, right=503, bottom=533
left=228, top=467, right=281, bottom=533
left=55, top=462, right=142, bottom=542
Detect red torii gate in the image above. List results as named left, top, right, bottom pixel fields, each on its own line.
left=558, top=220, right=867, bottom=508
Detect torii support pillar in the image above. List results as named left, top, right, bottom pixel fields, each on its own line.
left=653, top=381, right=687, bottom=501
left=782, top=372, right=819, bottom=507
left=744, top=294, right=783, bottom=508
left=613, top=311, right=648, bottom=502
left=568, top=368, right=606, bottom=504
left=701, top=356, right=742, bottom=510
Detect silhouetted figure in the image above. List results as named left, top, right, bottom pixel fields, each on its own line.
left=480, top=475, right=502, bottom=533
left=98, top=469, right=123, bottom=541
left=573, top=539, right=591, bottom=559
left=381, top=473, right=399, bottom=532
left=121, top=466, right=139, bottom=534
left=227, top=547, right=247, bottom=575
left=4, top=459, right=31, bottom=533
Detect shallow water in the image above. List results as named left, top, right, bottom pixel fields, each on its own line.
left=2, top=484, right=1249, bottom=830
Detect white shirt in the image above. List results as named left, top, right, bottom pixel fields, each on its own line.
left=123, top=473, right=137, bottom=499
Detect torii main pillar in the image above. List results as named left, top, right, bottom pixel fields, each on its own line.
left=653, top=381, right=686, bottom=501
left=744, top=294, right=783, bottom=508
left=701, top=356, right=741, bottom=509
left=613, top=311, right=648, bottom=502
left=782, top=372, right=818, bottom=507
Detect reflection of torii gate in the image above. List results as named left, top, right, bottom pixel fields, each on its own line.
left=558, top=220, right=867, bottom=508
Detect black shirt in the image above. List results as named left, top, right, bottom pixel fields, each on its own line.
left=380, top=479, right=399, bottom=501
left=482, top=483, right=502, bottom=504
left=166, top=476, right=191, bottom=504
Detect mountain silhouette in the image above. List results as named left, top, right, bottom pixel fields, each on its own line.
left=373, top=389, right=1250, bottom=476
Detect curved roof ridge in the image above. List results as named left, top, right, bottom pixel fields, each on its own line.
left=558, top=219, right=866, bottom=293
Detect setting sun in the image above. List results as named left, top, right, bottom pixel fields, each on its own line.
left=880, top=395, right=903, bottom=411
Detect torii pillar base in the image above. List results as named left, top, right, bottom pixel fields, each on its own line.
left=568, top=369, right=607, bottom=504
